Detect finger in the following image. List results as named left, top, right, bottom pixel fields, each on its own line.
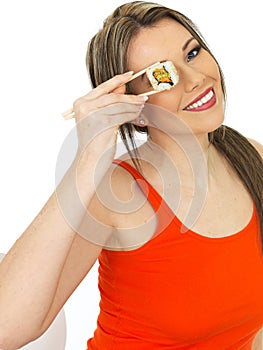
left=74, top=93, right=147, bottom=120
left=101, top=103, right=144, bottom=116
left=73, top=73, right=134, bottom=112
left=86, top=71, right=134, bottom=99
left=112, top=85, right=126, bottom=94
left=93, top=93, right=148, bottom=109
left=93, top=103, right=145, bottom=125
left=84, top=103, right=144, bottom=120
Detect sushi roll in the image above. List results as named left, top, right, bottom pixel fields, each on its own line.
left=146, top=61, right=179, bottom=91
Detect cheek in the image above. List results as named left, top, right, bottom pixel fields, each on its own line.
left=147, top=90, right=181, bottom=114
left=205, top=56, right=222, bottom=82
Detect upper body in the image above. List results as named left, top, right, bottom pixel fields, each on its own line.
left=0, top=2, right=262, bottom=350
left=87, top=155, right=263, bottom=350
left=85, top=6, right=263, bottom=349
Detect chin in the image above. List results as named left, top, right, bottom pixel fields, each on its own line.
left=188, top=107, right=225, bottom=135
left=206, top=117, right=224, bottom=133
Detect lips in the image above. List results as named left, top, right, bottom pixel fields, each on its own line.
left=183, top=88, right=216, bottom=112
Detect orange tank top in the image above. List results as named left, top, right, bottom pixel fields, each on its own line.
left=87, top=160, right=263, bottom=350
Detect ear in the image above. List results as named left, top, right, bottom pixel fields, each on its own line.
left=131, top=113, right=149, bottom=127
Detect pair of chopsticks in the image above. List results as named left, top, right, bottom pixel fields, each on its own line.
left=125, top=61, right=161, bottom=96
left=62, top=62, right=161, bottom=120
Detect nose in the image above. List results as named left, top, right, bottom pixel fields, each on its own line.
left=179, top=65, right=206, bottom=93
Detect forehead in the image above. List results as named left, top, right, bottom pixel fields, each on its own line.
left=127, top=18, right=192, bottom=72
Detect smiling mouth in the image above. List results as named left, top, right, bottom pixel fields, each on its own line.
left=184, top=88, right=216, bottom=112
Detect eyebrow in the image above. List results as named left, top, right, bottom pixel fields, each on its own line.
left=182, top=37, right=195, bottom=51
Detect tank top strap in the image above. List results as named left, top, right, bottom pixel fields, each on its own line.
left=113, top=159, right=175, bottom=220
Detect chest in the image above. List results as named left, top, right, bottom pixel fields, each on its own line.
left=101, top=225, right=263, bottom=344
left=112, top=166, right=254, bottom=240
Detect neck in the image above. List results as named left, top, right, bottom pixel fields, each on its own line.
left=146, top=128, right=214, bottom=184
left=140, top=128, right=220, bottom=230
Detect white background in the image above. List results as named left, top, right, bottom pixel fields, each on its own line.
left=0, top=1, right=262, bottom=349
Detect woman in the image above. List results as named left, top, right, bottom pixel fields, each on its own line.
left=0, top=1, right=262, bottom=349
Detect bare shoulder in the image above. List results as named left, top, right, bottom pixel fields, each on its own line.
left=248, top=138, right=263, bottom=158
left=88, top=158, right=138, bottom=226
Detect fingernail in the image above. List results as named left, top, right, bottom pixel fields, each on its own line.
left=123, top=71, right=134, bottom=76
left=137, top=95, right=148, bottom=102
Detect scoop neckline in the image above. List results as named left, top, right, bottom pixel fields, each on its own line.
left=169, top=202, right=256, bottom=242
left=143, top=175, right=256, bottom=243
left=112, top=159, right=257, bottom=245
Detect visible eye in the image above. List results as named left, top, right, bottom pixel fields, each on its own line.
left=186, top=45, right=201, bottom=62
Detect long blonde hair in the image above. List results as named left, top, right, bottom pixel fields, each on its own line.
left=86, top=1, right=263, bottom=251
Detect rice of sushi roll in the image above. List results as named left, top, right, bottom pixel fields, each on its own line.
left=146, top=61, right=179, bottom=91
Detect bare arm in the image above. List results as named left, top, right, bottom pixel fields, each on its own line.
left=252, top=329, right=263, bottom=350
left=0, top=72, right=146, bottom=350
left=249, top=139, right=263, bottom=350
left=0, top=157, right=103, bottom=350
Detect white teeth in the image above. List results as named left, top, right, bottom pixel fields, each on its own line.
left=185, top=90, right=214, bottom=110
left=201, top=96, right=208, bottom=103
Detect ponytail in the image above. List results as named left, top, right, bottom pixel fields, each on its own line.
left=210, top=125, right=263, bottom=252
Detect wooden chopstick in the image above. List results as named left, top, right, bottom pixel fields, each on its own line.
left=125, top=61, right=161, bottom=83
left=62, top=62, right=162, bottom=120
left=138, top=90, right=160, bottom=96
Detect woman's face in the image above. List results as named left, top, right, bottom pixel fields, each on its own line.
left=127, top=18, right=224, bottom=135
